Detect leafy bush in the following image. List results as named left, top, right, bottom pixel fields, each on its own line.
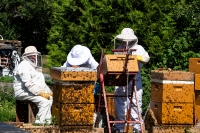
left=0, top=75, right=14, bottom=83
left=0, top=86, right=16, bottom=122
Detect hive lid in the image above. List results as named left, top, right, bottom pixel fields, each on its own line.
left=50, top=67, right=97, bottom=81
left=151, top=69, right=194, bottom=81
left=51, top=67, right=97, bottom=72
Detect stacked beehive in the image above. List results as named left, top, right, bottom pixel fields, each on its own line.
left=150, top=69, right=194, bottom=125
left=50, top=67, right=97, bottom=127
left=189, top=58, right=200, bottom=123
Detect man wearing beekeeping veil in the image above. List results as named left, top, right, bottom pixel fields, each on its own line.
left=13, top=46, right=53, bottom=124
left=113, top=28, right=150, bottom=133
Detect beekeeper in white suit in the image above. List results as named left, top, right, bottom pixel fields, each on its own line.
left=62, top=44, right=99, bottom=69
left=62, top=44, right=102, bottom=127
left=113, top=28, right=150, bottom=133
left=13, top=46, right=53, bottom=124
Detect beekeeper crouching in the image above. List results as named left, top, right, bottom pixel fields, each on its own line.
left=13, top=46, right=53, bottom=124
left=113, top=28, right=150, bottom=133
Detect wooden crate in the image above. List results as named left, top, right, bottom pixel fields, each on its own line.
left=195, top=74, right=200, bottom=90
left=50, top=67, right=97, bottom=81
left=150, top=101, right=193, bottom=125
left=151, top=70, right=194, bottom=81
left=151, top=82, right=194, bottom=102
left=101, top=54, right=138, bottom=86
left=189, top=58, right=200, bottom=74
left=52, top=102, right=95, bottom=126
left=16, top=100, right=38, bottom=123
left=53, top=83, right=94, bottom=103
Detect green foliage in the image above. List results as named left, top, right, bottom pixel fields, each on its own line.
left=0, top=0, right=53, bottom=54
left=0, top=76, right=14, bottom=83
left=105, top=86, right=115, bottom=93
left=0, top=87, right=16, bottom=122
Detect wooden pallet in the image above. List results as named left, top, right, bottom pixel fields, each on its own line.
left=19, top=124, right=104, bottom=133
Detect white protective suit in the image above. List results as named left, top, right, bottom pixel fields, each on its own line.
left=13, top=47, right=53, bottom=124
left=114, top=28, right=150, bottom=132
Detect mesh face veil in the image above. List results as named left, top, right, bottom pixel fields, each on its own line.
left=114, top=39, right=138, bottom=50
left=22, top=52, right=42, bottom=68
left=114, top=28, right=138, bottom=50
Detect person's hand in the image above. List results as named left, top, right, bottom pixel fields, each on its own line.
left=39, top=92, right=50, bottom=100
left=49, top=92, right=53, bottom=97
left=136, top=55, right=142, bottom=61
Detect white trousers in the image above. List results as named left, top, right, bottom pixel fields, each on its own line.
left=114, top=85, right=143, bottom=132
left=16, top=91, right=53, bottom=124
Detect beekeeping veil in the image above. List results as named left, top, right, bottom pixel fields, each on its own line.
left=22, top=46, right=42, bottom=69
left=114, top=28, right=138, bottom=50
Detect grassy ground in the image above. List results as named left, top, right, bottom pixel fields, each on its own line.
left=0, top=84, right=16, bottom=122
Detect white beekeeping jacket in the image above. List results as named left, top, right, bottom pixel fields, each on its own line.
left=13, top=60, right=51, bottom=97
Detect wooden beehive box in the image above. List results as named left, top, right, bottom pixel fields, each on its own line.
left=195, top=91, right=200, bottom=122
left=52, top=102, right=95, bottom=126
left=150, top=101, right=193, bottom=125
left=106, top=93, right=115, bottom=118
left=189, top=58, right=200, bottom=74
left=101, top=54, right=138, bottom=86
left=195, top=91, right=200, bottom=105
left=50, top=67, right=97, bottom=81
left=53, top=82, right=95, bottom=104
left=151, top=70, right=194, bottom=103
left=195, top=105, right=200, bottom=122
left=151, top=82, right=194, bottom=102
left=195, top=74, right=200, bottom=90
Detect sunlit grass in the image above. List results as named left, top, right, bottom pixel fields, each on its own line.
left=0, top=100, right=16, bottom=121
left=0, top=86, right=16, bottom=122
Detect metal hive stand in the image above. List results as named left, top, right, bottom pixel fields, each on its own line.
left=95, top=49, right=144, bottom=133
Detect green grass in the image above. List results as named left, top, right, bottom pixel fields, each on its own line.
left=0, top=75, right=14, bottom=83
left=0, top=86, right=16, bottom=122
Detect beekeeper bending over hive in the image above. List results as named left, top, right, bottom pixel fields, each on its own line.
left=62, top=44, right=101, bottom=126
left=62, top=44, right=99, bottom=69
left=13, top=46, right=53, bottom=124
left=113, top=28, right=150, bottom=133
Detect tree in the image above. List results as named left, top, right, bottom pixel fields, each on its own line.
left=0, top=0, right=53, bottom=54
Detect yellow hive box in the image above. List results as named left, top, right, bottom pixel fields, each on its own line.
left=52, top=102, right=95, bottom=126
left=150, top=101, right=193, bottom=125
left=151, top=70, right=194, bottom=81
left=189, top=58, right=200, bottom=74
left=195, top=105, right=200, bottom=122
left=151, top=82, right=194, bottom=103
left=50, top=67, right=97, bottom=81
left=101, top=54, right=138, bottom=86
left=195, top=74, right=200, bottom=90
left=53, top=82, right=94, bottom=104
left=106, top=93, right=115, bottom=118
left=195, top=90, right=200, bottom=105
